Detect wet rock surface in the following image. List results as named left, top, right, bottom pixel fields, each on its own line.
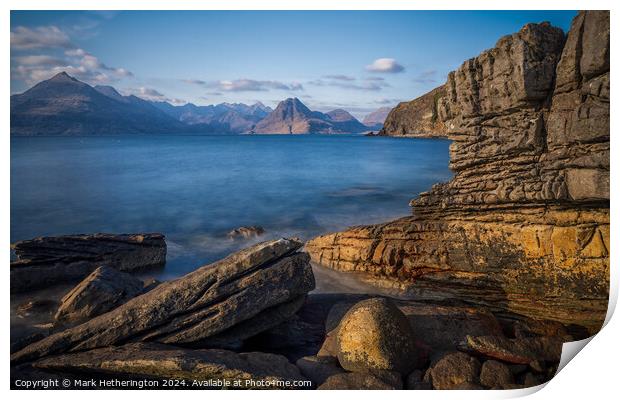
left=11, top=233, right=166, bottom=293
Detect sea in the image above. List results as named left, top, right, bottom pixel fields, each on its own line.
left=10, top=134, right=452, bottom=281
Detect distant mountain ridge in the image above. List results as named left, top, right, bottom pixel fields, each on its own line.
left=253, top=98, right=369, bottom=134
left=362, top=106, right=392, bottom=130
left=11, top=73, right=379, bottom=135
left=152, top=101, right=272, bottom=134
left=11, top=72, right=190, bottom=135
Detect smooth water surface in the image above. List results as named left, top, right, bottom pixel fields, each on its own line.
left=11, top=134, right=451, bottom=280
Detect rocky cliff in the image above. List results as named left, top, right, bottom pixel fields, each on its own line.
left=379, top=86, right=448, bottom=137
left=306, top=11, right=610, bottom=334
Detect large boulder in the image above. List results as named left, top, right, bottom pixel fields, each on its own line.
left=11, top=238, right=315, bottom=364
left=428, top=352, right=481, bottom=390
left=54, top=266, right=144, bottom=323
left=11, top=233, right=166, bottom=293
left=32, top=343, right=306, bottom=389
left=335, top=297, right=420, bottom=374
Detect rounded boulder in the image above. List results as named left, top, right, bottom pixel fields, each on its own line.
left=335, top=297, right=419, bottom=374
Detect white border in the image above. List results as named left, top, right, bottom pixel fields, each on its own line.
left=3, top=1, right=617, bottom=399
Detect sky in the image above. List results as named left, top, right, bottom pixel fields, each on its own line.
left=10, top=10, right=577, bottom=119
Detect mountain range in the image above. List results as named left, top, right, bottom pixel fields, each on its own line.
left=253, top=98, right=368, bottom=134
left=151, top=101, right=272, bottom=133
left=10, top=72, right=388, bottom=135
left=362, top=107, right=392, bottom=130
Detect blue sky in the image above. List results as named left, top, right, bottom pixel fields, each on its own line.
left=10, top=10, right=577, bottom=118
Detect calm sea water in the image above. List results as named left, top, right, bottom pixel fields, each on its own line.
left=11, top=135, right=451, bottom=280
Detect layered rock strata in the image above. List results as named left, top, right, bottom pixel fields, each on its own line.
left=11, top=233, right=166, bottom=292
left=12, top=238, right=315, bottom=364
left=307, top=11, right=610, bottom=333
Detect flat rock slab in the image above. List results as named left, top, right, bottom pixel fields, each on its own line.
left=11, top=233, right=166, bottom=293
left=32, top=343, right=306, bottom=389
left=12, top=238, right=315, bottom=364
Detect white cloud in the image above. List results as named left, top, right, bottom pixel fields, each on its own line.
left=10, top=26, right=74, bottom=50
left=65, top=48, right=86, bottom=57
left=323, top=74, right=355, bottom=81
left=308, top=77, right=389, bottom=91
left=12, top=55, right=66, bottom=66
left=365, top=58, right=405, bottom=73
left=123, top=87, right=185, bottom=104
left=183, top=79, right=207, bottom=85
left=11, top=25, right=132, bottom=87
left=214, top=79, right=303, bottom=92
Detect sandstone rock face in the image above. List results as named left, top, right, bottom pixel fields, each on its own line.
left=379, top=86, right=447, bottom=137
left=12, top=238, right=315, bottom=364
left=33, top=343, right=306, bottom=388
left=306, top=12, right=610, bottom=334
left=11, top=233, right=166, bottom=293
left=54, top=266, right=144, bottom=323
left=335, top=298, right=419, bottom=374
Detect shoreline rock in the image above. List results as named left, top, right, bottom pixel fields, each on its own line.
left=227, top=226, right=265, bottom=239
left=335, top=298, right=420, bottom=374
left=11, top=238, right=315, bottom=364
left=11, top=233, right=166, bottom=293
